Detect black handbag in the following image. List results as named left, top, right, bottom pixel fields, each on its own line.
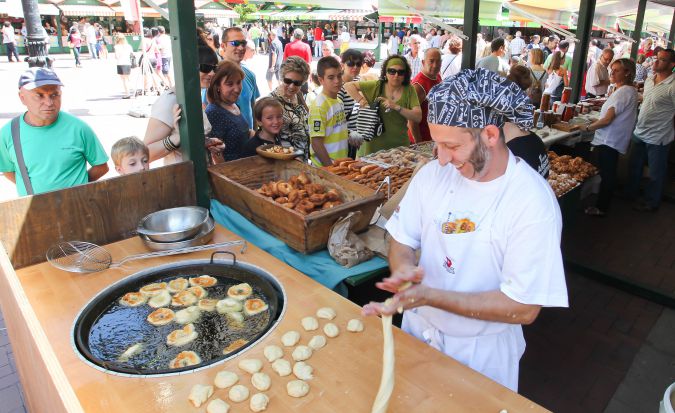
left=356, top=81, right=385, bottom=141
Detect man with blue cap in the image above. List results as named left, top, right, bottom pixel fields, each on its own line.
left=363, top=68, right=569, bottom=391
left=0, top=68, right=109, bottom=196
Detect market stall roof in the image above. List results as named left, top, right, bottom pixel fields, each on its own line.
left=248, top=8, right=282, bottom=19
left=268, top=9, right=307, bottom=19
left=39, top=2, right=60, bottom=16
left=58, top=4, right=116, bottom=16
left=329, top=9, right=372, bottom=20
left=195, top=1, right=239, bottom=19
left=378, top=0, right=505, bottom=23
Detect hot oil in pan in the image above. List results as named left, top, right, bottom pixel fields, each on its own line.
left=88, top=275, right=271, bottom=372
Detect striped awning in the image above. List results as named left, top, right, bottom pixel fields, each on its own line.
left=196, top=8, right=239, bottom=19
left=329, top=9, right=370, bottom=21
left=59, top=4, right=116, bottom=17
left=269, top=10, right=305, bottom=20
left=111, top=6, right=161, bottom=18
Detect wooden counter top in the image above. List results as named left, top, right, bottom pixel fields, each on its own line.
left=0, top=225, right=550, bottom=412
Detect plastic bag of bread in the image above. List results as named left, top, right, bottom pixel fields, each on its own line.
left=327, top=212, right=374, bottom=268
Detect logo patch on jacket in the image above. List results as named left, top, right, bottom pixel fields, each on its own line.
left=440, top=212, right=476, bottom=234
left=443, top=256, right=455, bottom=274
left=313, top=120, right=321, bottom=132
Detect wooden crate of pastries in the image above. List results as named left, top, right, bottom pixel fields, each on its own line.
left=208, top=157, right=385, bottom=253
left=323, top=158, right=413, bottom=196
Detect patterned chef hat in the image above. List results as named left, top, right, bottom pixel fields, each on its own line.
left=427, top=68, right=534, bottom=130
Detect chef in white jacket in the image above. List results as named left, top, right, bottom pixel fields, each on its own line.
left=363, top=68, right=569, bottom=392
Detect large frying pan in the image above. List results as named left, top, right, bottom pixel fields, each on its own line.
left=72, top=252, right=286, bottom=377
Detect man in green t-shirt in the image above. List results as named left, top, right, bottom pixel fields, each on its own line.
left=0, top=68, right=109, bottom=197
left=309, top=56, right=349, bottom=166
left=543, top=40, right=572, bottom=72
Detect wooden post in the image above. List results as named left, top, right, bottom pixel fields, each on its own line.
left=569, top=0, right=595, bottom=103
left=167, top=0, right=210, bottom=208
left=631, top=0, right=647, bottom=61
left=461, top=0, right=479, bottom=70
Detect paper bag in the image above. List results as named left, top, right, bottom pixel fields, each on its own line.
left=328, top=212, right=374, bottom=268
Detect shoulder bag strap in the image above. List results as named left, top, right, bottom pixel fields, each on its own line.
left=442, top=54, right=458, bottom=78
left=11, top=116, right=34, bottom=195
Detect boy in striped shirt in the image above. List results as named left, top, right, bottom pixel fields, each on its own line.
left=309, top=56, right=349, bottom=166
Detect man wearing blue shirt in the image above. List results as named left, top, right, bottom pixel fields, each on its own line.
left=221, top=27, right=260, bottom=129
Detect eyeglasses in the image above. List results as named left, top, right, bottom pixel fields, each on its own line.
left=228, top=40, right=247, bottom=47
left=199, top=63, right=216, bottom=74
left=386, top=68, right=406, bottom=76
left=345, top=60, right=363, bottom=67
left=283, top=78, right=303, bottom=87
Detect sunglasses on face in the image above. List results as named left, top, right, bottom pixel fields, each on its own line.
left=345, top=60, right=363, bottom=67
left=228, top=40, right=247, bottom=47
left=283, top=78, right=303, bottom=87
left=199, top=63, right=216, bottom=74
left=386, top=68, right=406, bottom=76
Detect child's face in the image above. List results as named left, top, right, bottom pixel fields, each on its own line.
left=319, top=67, right=344, bottom=96
left=259, top=106, right=283, bottom=135
left=116, top=151, right=149, bottom=175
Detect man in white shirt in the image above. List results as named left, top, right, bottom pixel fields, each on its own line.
left=84, top=23, right=98, bottom=59
left=626, top=49, right=675, bottom=212
left=2, top=22, right=19, bottom=62
left=476, top=38, right=509, bottom=77
left=363, top=67, right=568, bottom=392
left=510, top=31, right=526, bottom=58
left=475, top=33, right=487, bottom=61
left=387, top=31, right=399, bottom=57
left=585, top=49, right=614, bottom=98
left=405, top=35, right=423, bottom=78
left=156, top=26, right=173, bottom=88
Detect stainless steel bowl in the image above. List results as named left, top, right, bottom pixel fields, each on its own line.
left=139, top=217, right=215, bottom=251
left=137, top=206, right=209, bottom=242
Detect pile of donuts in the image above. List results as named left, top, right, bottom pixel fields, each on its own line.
left=548, top=151, right=597, bottom=182
left=256, top=172, right=343, bottom=215
left=323, top=158, right=413, bottom=195
left=547, top=171, right=580, bottom=197
left=361, top=147, right=429, bottom=169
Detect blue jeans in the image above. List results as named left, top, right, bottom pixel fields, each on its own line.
left=626, top=136, right=672, bottom=209
left=88, top=42, right=98, bottom=59
left=73, top=46, right=81, bottom=66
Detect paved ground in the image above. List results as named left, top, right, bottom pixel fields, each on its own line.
left=0, top=54, right=674, bottom=413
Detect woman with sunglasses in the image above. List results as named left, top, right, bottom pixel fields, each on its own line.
left=344, top=55, right=422, bottom=155
left=337, top=49, right=365, bottom=157
left=269, top=56, right=311, bottom=160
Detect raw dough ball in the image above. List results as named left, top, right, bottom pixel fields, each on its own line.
left=228, top=384, right=250, bottom=403
left=188, top=384, right=214, bottom=408
left=206, top=398, right=230, bottom=413
left=238, top=359, right=263, bottom=374
left=271, top=358, right=292, bottom=376
left=347, top=318, right=364, bottom=332
left=263, top=345, right=283, bottom=363
left=250, top=393, right=269, bottom=412
left=308, top=335, right=327, bottom=350
left=323, top=322, right=340, bottom=338
left=281, top=330, right=300, bottom=347
left=293, top=361, right=314, bottom=380
left=316, top=307, right=336, bottom=320
left=251, top=372, right=271, bottom=391
left=286, top=380, right=310, bottom=398
left=214, top=370, right=239, bottom=389
left=292, top=345, right=312, bottom=362
left=301, top=316, right=319, bottom=331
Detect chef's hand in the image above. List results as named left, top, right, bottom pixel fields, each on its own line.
left=377, top=265, right=424, bottom=294
left=205, top=138, right=225, bottom=154
left=362, top=282, right=431, bottom=316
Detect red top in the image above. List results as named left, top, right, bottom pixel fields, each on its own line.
left=638, top=48, right=654, bottom=58
left=314, top=27, right=324, bottom=42
left=408, top=71, right=442, bottom=144
left=283, top=40, right=312, bottom=64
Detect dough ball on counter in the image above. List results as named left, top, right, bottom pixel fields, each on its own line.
left=286, top=380, right=310, bottom=398
left=301, top=316, right=319, bottom=331
left=250, top=393, right=270, bottom=412
left=263, top=345, right=283, bottom=363
left=308, top=335, right=327, bottom=350
left=292, top=345, right=312, bottom=362
left=188, top=383, right=214, bottom=408
left=148, top=290, right=171, bottom=308
left=293, top=361, right=314, bottom=380
left=281, top=330, right=300, bottom=347
left=175, top=306, right=201, bottom=324
left=251, top=372, right=271, bottom=391
left=316, top=307, right=337, bottom=320
left=206, top=398, right=230, bottom=413
left=323, top=322, right=340, bottom=338
left=214, top=370, right=239, bottom=389
left=347, top=319, right=364, bottom=332
left=228, top=384, right=250, bottom=403
left=238, top=358, right=263, bottom=374
left=271, top=358, right=292, bottom=376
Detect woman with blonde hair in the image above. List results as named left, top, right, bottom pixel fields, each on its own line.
left=114, top=34, right=134, bottom=98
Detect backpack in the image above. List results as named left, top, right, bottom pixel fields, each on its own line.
left=528, top=69, right=545, bottom=107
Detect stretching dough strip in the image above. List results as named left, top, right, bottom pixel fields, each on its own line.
left=371, top=311, right=394, bottom=413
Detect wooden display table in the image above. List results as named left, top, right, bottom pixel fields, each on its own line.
left=0, top=225, right=550, bottom=412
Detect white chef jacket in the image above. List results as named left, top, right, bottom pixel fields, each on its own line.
left=386, top=152, right=569, bottom=391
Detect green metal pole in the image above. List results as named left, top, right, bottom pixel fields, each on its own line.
left=461, top=0, right=479, bottom=70
left=631, top=0, right=647, bottom=61
left=569, top=0, right=595, bottom=103
left=167, top=0, right=210, bottom=208
left=669, top=10, right=675, bottom=48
